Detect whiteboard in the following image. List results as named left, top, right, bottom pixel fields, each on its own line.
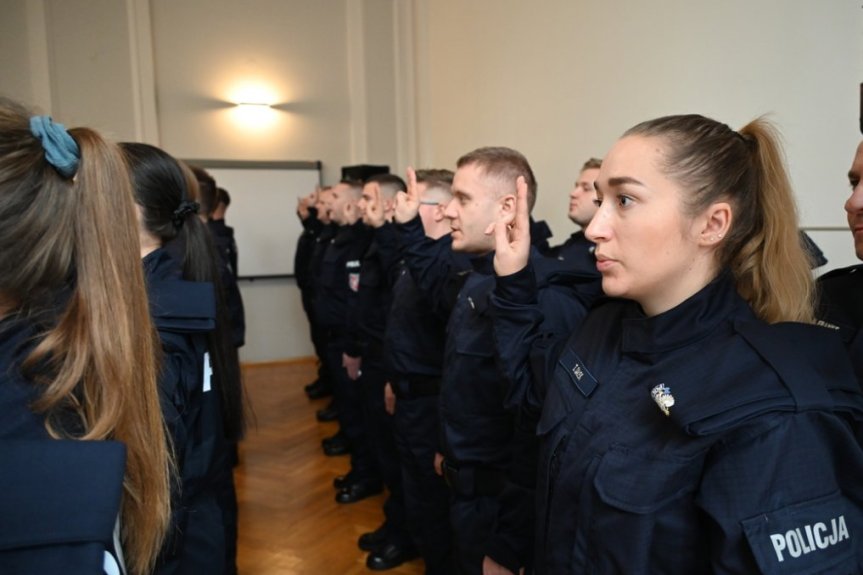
left=185, top=160, right=321, bottom=278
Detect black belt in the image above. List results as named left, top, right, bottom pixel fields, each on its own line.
left=442, top=460, right=506, bottom=498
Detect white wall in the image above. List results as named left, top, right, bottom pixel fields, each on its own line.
left=3, top=0, right=862, bottom=361
left=418, top=0, right=863, bottom=271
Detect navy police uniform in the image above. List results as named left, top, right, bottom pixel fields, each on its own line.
left=396, top=215, right=596, bottom=574
left=144, top=248, right=234, bottom=575
left=546, top=230, right=600, bottom=276
left=0, top=316, right=127, bottom=574
left=208, top=218, right=239, bottom=280
left=817, top=264, right=863, bottom=386
left=344, top=223, right=413, bottom=542
left=313, top=220, right=378, bottom=479
left=380, top=224, right=471, bottom=574
left=295, top=208, right=337, bottom=393
left=495, top=271, right=863, bottom=574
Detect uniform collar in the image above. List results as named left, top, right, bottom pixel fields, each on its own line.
left=470, top=251, right=496, bottom=275
left=621, top=272, right=750, bottom=355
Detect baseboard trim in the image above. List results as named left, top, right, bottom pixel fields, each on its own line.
left=241, top=356, right=316, bottom=369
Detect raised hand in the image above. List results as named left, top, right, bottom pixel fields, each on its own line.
left=297, top=186, right=319, bottom=220
left=394, top=166, right=420, bottom=224
left=365, top=182, right=387, bottom=228
left=490, top=176, right=531, bottom=276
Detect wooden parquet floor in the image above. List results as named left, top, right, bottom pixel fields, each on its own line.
left=235, top=360, right=425, bottom=575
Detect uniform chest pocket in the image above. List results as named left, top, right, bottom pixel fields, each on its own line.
left=593, top=447, right=703, bottom=514
left=583, top=447, right=709, bottom=571
left=453, top=295, right=494, bottom=358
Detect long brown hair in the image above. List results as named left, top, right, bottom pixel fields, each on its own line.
left=625, top=114, right=814, bottom=323
left=0, top=99, right=171, bottom=574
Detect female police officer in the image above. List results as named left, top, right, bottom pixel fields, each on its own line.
left=122, top=142, right=245, bottom=574
left=491, top=114, right=863, bottom=573
left=0, top=100, right=171, bottom=574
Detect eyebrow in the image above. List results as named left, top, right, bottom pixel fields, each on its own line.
left=594, top=176, right=645, bottom=194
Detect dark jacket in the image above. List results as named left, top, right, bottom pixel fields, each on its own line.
left=0, top=317, right=126, bottom=574
left=546, top=230, right=600, bottom=276
left=312, top=221, right=373, bottom=335
left=506, top=273, right=863, bottom=574
left=144, top=248, right=230, bottom=575
left=817, top=264, right=863, bottom=385
left=208, top=219, right=239, bottom=280
left=395, top=215, right=599, bottom=571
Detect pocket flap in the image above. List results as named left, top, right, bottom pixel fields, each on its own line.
left=593, top=447, right=702, bottom=514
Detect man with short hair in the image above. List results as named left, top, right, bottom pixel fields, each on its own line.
left=817, top=139, right=863, bottom=384
left=393, top=148, right=598, bottom=575
left=547, top=157, right=602, bottom=273
left=313, top=181, right=380, bottom=494
left=371, top=169, right=468, bottom=574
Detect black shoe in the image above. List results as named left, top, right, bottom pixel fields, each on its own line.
left=366, top=542, right=420, bottom=570
left=306, top=381, right=333, bottom=399
left=357, top=524, right=388, bottom=551
left=303, top=378, right=321, bottom=393
left=335, top=480, right=383, bottom=504
left=333, top=471, right=357, bottom=490
left=323, top=439, right=351, bottom=456
left=321, top=431, right=346, bottom=447
left=316, top=403, right=339, bottom=422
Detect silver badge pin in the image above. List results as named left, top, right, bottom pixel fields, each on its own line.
left=650, top=384, right=675, bottom=416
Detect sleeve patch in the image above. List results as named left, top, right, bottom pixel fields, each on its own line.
left=741, top=492, right=858, bottom=574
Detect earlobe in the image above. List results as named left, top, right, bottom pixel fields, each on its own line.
left=699, top=202, right=732, bottom=246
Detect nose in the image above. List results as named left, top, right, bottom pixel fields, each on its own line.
left=443, top=197, right=458, bottom=220
left=570, top=186, right=578, bottom=200
left=845, top=182, right=863, bottom=217
left=585, top=202, right=610, bottom=243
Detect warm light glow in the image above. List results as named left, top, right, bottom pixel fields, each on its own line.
left=228, top=83, right=279, bottom=130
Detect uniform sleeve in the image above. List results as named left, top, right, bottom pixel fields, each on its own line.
left=484, top=264, right=596, bottom=573
left=395, top=216, right=468, bottom=317
left=696, top=412, right=863, bottom=574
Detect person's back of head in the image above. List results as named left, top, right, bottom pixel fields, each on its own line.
left=0, top=98, right=170, bottom=575
left=190, top=164, right=218, bottom=219
left=121, top=142, right=247, bottom=443
left=212, top=187, right=231, bottom=221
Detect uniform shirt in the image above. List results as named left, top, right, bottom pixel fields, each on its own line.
left=395, top=215, right=598, bottom=570
left=144, top=248, right=231, bottom=574
left=510, top=273, right=863, bottom=574
left=0, top=317, right=126, bottom=573
left=312, top=221, right=373, bottom=333
left=817, top=264, right=863, bottom=385
left=343, top=224, right=403, bottom=359
left=381, top=229, right=470, bottom=383
left=208, top=219, right=239, bottom=279
left=546, top=230, right=600, bottom=277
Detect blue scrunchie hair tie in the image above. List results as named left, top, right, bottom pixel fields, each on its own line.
left=29, top=115, right=80, bottom=178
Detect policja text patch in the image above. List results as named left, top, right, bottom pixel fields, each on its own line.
left=741, top=491, right=857, bottom=574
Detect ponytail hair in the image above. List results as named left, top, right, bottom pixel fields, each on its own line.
left=0, top=99, right=170, bottom=574
left=121, top=143, right=246, bottom=441
left=625, top=114, right=814, bottom=323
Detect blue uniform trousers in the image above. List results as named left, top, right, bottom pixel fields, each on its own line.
left=393, top=390, right=453, bottom=574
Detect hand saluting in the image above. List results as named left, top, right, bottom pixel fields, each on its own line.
left=489, top=176, right=531, bottom=277
left=364, top=182, right=387, bottom=228
left=394, top=167, right=420, bottom=224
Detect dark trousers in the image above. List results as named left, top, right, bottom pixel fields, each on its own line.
left=325, top=338, right=378, bottom=481
left=301, top=290, right=332, bottom=389
left=393, top=392, right=453, bottom=574
left=449, top=494, right=499, bottom=575
left=360, top=356, right=411, bottom=545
